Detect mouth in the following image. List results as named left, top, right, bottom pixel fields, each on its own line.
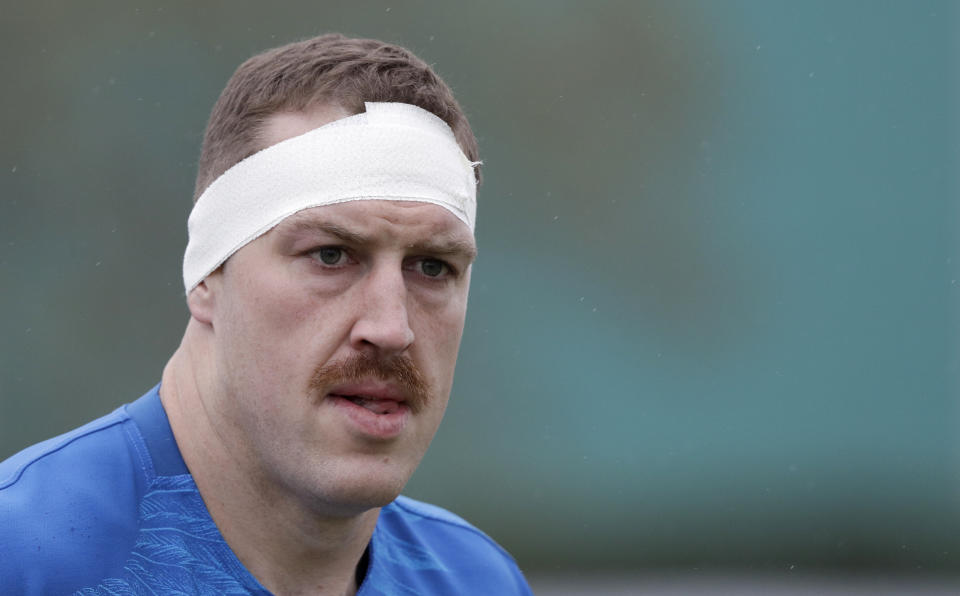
left=309, top=353, right=428, bottom=416
left=325, top=381, right=413, bottom=440
left=330, top=393, right=404, bottom=415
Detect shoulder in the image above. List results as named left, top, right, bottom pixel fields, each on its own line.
left=0, top=407, right=150, bottom=593
left=0, top=407, right=137, bottom=489
left=369, top=495, right=532, bottom=595
left=386, top=495, right=511, bottom=555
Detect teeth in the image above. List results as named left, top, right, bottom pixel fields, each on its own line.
left=344, top=395, right=397, bottom=415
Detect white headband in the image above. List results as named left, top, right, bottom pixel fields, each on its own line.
left=182, top=102, right=478, bottom=293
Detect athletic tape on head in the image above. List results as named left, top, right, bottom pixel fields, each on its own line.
left=182, top=102, right=478, bottom=293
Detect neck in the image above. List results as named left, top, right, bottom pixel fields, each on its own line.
left=159, top=320, right=378, bottom=596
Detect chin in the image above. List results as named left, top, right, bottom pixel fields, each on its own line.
left=306, top=485, right=405, bottom=519
left=299, top=462, right=415, bottom=518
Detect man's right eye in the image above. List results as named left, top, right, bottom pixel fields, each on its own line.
left=311, top=247, right=346, bottom=266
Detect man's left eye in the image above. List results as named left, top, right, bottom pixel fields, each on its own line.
left=418, top=258, right=449, bottom=278
left=312, top=247, right=346, bottom=266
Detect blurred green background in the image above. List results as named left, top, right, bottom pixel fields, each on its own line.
left=1, top=0, right=958, bottom=579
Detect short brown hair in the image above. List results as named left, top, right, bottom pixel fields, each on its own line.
left=194, top=33, right=480, bottom=201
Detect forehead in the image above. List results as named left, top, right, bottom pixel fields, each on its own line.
left=272, top=200, right=477, bottom=258
left=259, top=107, right=476, bottom=254
left=259, top=105, right=353, bottom=150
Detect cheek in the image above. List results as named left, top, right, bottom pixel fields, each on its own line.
left=224, top=276, right=322, bottom=340
left=214, top=278, right=329, bottom=384
left=411, top=297, right=468, bottom=381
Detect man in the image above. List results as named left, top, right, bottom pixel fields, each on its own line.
left=0, top=34, right=532, bottom=595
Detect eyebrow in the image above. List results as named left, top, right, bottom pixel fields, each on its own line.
left=280, top=218, right=367, bottom=245
left=407, top=236, right=478, bottom=263
left=278, top=217, right=478, bottom=262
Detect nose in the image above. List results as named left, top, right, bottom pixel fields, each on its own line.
left=349, top=264, right=415, bottom=355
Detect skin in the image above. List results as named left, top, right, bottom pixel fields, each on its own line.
left=159, top=106, right=476, bottom=596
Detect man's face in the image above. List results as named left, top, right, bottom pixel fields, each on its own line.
left=198, top=109, right=476, bottom=515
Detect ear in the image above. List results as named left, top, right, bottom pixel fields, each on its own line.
left=187, top=278, right=216, bottom=326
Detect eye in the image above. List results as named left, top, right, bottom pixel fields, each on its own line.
left=311, top=246, right=347, bottom=266
left=417, top=258, right=450, bottom=278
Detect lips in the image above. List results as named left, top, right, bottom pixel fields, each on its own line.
left=332, top=393, right=402, bottom=415
left=326, top=381, right=412, bottom=439
left=309, top=353, right=428, bottom=415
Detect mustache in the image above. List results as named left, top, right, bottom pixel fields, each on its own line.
left=309, top=353, right=429, bottom=413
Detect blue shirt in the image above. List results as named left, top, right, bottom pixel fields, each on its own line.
left=0, top=386, right=532, bottom=595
